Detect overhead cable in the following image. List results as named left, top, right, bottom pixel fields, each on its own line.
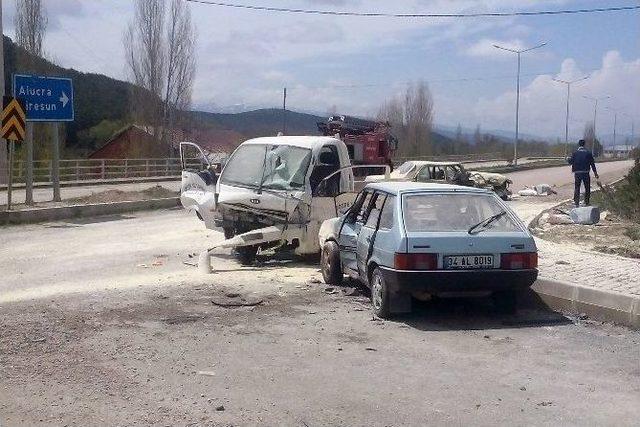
left=185, top=1, right=640, bottom=18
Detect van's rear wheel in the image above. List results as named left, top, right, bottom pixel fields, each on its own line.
left=236, top=246, right=258, bottom=265
left=321, top=241, right=342, bottom=285
left=370, top=267, right=391, bottom=318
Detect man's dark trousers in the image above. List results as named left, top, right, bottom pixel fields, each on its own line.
left=574, top=172, right=591, bottom=206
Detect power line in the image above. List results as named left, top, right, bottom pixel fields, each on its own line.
left=302, top=67, right=613, bottom=90
left=185, top=1, right=640, bottom=18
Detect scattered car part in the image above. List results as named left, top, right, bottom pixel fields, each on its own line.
left=570, top=206, right=601, bottom=225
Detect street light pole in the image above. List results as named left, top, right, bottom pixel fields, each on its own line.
left=493, top=42, right=547, bottom=166
left=552, top=76, right=589, bottom=157
left=605, top=107, right=620, bottom=157
left=621, top=112, right=635, bottom=151
left=583, top=95, right=611, bottom=155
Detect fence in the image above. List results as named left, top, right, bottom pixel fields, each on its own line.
left=7, top=153, right=568, bottom=185
left=8, top=158, right=192, bottom=184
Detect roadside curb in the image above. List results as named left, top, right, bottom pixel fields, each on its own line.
left=526, top=175, right=639, bottom=329
left=532, top=278, right=640, bottom=329
left=0, top=197, right=180, bottom=225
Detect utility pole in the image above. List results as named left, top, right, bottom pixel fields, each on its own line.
left=621, top=112, right=635, bottom=152
left=0, top=0, right=6, bottom=187
left=583, top=95, right=610, bottom=155
left=493, top=42, right=547, bottom=166
left=605, top=107, right=620, bottom=157
left=552, top=76, right=588, bottom=158
left=282, top=87, right=287, bottom=135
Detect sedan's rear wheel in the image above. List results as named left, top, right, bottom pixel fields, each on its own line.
left=321, top=241, right=342, bottom=285
left=370, top=267, right=390, bottom=318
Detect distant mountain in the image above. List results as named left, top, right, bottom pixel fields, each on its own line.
left=189, top=108, right=322, bottom=138
left=189, top=108, right=454, bottom=151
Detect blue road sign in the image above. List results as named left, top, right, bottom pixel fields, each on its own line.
left=13, top=74, right=74, bottom=122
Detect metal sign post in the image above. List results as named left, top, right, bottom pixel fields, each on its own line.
left=7, top=140, right=13, bottom=209
left=13, top=74, right=74, bottom=203
left=52, top=123, right=60, bottom=201
left=25, top=123, right=33, bottom=204
left=1, top=96, right=27, bottom=210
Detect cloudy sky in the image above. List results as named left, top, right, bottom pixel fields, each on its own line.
left=4, top=0, right=639, bottom=141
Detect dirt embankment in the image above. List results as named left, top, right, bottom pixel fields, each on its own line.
left=66, top=185, right=177, bottom=204
left=531, top=202, right=640, bottom=259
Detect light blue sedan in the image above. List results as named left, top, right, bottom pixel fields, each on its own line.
left=318, top=182, right=538, bottom=318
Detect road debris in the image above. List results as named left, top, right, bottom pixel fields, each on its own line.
left=342, top=287, right=360, bottom=296
left=211, top=294, right=263, bottom=307
left=197, top=371, right=216, bottom=377
left=517, top=184, right=557, bottom=197
left=570, top=206, right=600, bottom=225
left=161, top=315, right=203, bottom=325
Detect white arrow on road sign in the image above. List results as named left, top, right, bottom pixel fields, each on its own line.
left=59, top=92, right=69, bottom=108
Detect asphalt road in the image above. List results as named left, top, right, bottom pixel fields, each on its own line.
left=0, top=159, right=637, bottom=425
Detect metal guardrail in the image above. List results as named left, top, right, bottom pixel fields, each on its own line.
left=6, top=154, right=573, bottom=185
left=392, top=154, right=565, bottom=165
left=392, top=153, right=505, bottom=164
left=8, top=158, right=203, bottom=184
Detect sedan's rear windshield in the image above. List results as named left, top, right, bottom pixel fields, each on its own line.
left=402, top=193, right=520, bottom=232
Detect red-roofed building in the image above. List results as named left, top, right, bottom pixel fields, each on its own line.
left=89, top=125, right=245, bottom=160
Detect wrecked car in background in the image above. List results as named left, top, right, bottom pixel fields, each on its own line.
left=318, top=182, right=537, bottom=318
left=365, top=160, right=513, bottom=200
left=180, top=136, right=389, bottom=264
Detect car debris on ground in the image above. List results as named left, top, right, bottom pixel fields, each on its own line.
left=517, top=183, right=557, bottom=197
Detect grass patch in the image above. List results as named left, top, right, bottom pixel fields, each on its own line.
left=624, top=226, right=640, bottom=241
left=594, top=158, right=640, bottom=224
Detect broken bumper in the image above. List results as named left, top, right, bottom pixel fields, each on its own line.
left=378, top=267, right=537, bottom=294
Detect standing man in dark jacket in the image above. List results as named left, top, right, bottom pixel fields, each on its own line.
left=568, top=139, right=599, bottom=206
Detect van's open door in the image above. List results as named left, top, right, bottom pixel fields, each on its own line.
left=179, top=142, right=218, bottom=228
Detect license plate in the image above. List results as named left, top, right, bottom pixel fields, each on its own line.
left=444, top=255, right=494, bottom=269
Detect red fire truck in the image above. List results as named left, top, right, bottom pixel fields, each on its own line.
left=317, top=115, right=397, bottom=167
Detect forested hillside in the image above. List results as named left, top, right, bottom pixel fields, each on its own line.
left=4, top=35, right=455, bottom=157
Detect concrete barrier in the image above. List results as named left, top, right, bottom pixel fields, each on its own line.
left=0, top=197, right=180, bottom=226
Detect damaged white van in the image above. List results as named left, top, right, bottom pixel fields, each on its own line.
left=180, top=136, right=388, bottom=264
